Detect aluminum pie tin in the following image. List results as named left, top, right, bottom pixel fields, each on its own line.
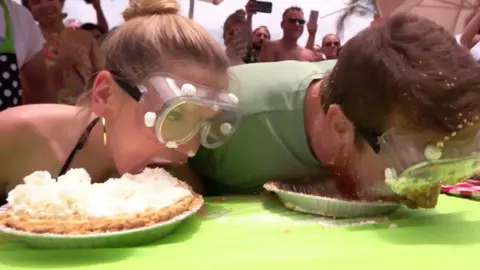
left=0, top=200, right=203, bottom=249
left=264, top=183, right=402, bottom=218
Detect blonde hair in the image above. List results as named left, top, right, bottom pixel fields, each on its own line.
left=101, top=0, right=229, bottom=86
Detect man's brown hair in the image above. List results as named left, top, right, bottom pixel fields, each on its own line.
left=282, top=6, right=303, bottom=19
left=322, top=13, right=480, bottom=140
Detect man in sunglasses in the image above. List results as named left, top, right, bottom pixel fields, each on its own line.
left=258, top=6, right=314, bottom=62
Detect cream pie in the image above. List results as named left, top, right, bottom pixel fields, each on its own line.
left=0, top=168, right=203, bottom=235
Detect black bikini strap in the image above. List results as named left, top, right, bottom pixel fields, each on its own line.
left=58, top=118, right=100, bottom=176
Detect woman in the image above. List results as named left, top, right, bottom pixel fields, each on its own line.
left=320, top=34, right=341, bottom=60
left=190, top=13, right=480, bottom=209
left=222, top=9, right=249, bottom=66
left=0, top=0, right=236, bottom=203
left=22, top=0, right=101, bottom=104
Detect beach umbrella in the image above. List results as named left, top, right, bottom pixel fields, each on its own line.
left=376, top=0, right=478, bottom=34
left=338, top=0, right=478, bottom=34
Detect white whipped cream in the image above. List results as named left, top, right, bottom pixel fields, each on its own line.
left=7, top=168, right=192, bottom=218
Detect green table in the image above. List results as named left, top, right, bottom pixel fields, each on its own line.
left=0, top=195, right=478, bottom=270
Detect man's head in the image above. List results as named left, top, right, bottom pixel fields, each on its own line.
left=281, top=6, right=305, bottom=40
left=81, top=23, right=106, bottom=40
left=252, top=26, right=270, bottom=48
left=311, top=13, right=480, bottom=205
left=23, top=0, right=65, bottom=23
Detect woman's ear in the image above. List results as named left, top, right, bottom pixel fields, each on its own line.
left=91, top=71, right=115, bottom=117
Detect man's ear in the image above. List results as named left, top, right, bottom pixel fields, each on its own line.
left=324, top=103, right=356, bottom=166
left=325, top=104, right=355, bottom=145
left=91, top=71, right=115, bottom=117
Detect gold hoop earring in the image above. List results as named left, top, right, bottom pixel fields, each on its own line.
left=101, top=117, right=107, bottom=147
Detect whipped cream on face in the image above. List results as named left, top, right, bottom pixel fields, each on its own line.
left=7, top=168, right=192, bottom=218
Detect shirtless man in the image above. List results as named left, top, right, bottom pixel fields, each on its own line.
left=22, top=0, right=101, bottom=105
left=258, top=6, right=314, bottom=62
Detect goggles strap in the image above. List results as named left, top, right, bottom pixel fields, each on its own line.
left=356, top=127, right=382, bottom=153
left=110, top=71, right=143, bottom=102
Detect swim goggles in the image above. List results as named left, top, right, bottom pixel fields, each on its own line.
left=358, top=125, right=480, bottom=197
left=112, top=73, right=242, bottom=151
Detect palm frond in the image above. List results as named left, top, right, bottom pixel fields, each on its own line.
left=336, top=0, right=376, bottom=36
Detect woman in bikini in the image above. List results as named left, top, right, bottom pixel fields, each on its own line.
left=190, top=13, right=480, bottom=209
left=0, top=0, right=238, bottom=204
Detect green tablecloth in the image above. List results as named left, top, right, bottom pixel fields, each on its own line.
left=0, top=195, right=478, bottom=270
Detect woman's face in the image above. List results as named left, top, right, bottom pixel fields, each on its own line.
left=27, top=0, right=63, bottom=22
left=322, top=35, right=341, bottom=59
left=224, top=22, right=242, bottom=47
left=91, top=66, right=229, bottom=174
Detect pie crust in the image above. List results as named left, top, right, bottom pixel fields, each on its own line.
left=0, top=194, right=203, bottom=235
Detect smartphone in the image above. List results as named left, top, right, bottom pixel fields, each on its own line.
left=309, top=10, right=319, bottom=24
left=254, top=0, right=272, bottom=14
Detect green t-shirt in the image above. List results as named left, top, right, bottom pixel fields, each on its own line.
left=189, top=60, right=337, bottom=194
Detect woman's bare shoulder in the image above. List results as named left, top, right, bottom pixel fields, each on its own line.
left=0, top=104, right=76, bottom=148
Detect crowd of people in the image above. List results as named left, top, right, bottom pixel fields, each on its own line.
left=222, top=2, right=341, bottom=64
left=1, top=0, right=480, bottom=211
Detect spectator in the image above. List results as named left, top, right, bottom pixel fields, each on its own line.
left=459, top=6, right=480, bottom=49
left=321, top=34, right=341, bottom=60
left=459, top=7, right=480, bottom=62
left=83, top=0, right=108, bottom=34
left=258, top=6, right=314, bottom=62
left=312, top=44, right=325, bottom=61
left=243, top=25, right=270, bottom=63
left=222, top=9, right=248, bottom=66
left=252, top=26, right=270, bottom=46
left=22, top=0, right=101, bottom=105
left=81, top=23, right=106, bottom=40
left=0, top=0, right=54, bottom=111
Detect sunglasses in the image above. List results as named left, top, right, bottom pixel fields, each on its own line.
left=286, top=18, right=306, bottom=25
left=324, top=41, right=340, bottom=47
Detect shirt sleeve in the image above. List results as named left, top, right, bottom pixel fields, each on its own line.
left=17, top=4, right=45, bottom=63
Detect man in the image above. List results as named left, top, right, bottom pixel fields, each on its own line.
left=243, top=25, right=270, bottom=63
left=0, top=0, right=54, bottom=111
left=189, top=13, right=480, bottom=209
left=81, top=23, right=106, bottom=40
left=258, top=6, right=314, bottom=62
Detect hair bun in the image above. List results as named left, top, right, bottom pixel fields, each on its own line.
left=123, top=0, right=180, bottom=21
